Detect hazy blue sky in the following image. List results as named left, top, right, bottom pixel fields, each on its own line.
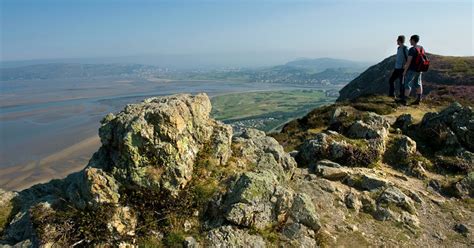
left=1, top=0, right=472, bottom=66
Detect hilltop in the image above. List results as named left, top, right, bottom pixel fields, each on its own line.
left=1, top=93, right=472, bottom=247
left=338, top=54, right=474, bottom=103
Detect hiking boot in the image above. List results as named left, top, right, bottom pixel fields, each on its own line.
left=412, top=99, right=421, bottom=105
left=400, top=99, right=408, bottom=106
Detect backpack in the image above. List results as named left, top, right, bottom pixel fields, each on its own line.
left=414, top=46, right=430, bottom=72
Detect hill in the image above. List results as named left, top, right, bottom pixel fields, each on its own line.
left=338, top=54, right=474, bottom=102
left=285, top=57, right=370, bottom=72
left=1, top=93, right=472, bottom=247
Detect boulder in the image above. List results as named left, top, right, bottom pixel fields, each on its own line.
left=393, top=114, right=413, bottom=131
left=346, top=112, right=390, bottom=140
left=205, top=225, right=266, bottom=248
left=96, top=93, right=233, bottom=195
left=316, top=166, right=349, bottom=181
left=66, top=167, right=120, bottom=209
left=107, top=206, right=137, bottom=238
left=344, top=173, right=390, bottom=191
left=281, top=222, right=317, bottom=247
left=345, top=192, right=362, bottom=212
left=289, top=193, right=321, bottom=230
left=377, top=186, right=416, bottom=214
left=298, top=132, right=382, bottom=168
left=394, top=136, right=417, bottom=160
left=454, top=172, right=474, bottom=198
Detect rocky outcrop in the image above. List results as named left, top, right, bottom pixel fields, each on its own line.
left=297, top=111, right=391, bottom=169
left=95, top=93, right=233, bottom=196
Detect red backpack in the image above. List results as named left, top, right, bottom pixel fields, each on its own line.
left=414, top=46, right=430, bottom=72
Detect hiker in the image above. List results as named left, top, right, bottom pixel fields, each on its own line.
left=402, top=34, right=429, bottom=105
left=389, top=35, right=408, bottom=98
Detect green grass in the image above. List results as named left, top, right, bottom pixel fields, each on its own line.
left=211, top=90, right=330, bottom=120
left=210, top=90, right=336, bottom=132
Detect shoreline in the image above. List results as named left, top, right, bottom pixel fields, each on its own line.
left=0, top=135, right=101, bottom=191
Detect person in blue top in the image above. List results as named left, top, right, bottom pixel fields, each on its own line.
left=402, top=34, right=423, bottom=105
left=388, top=35, right=408, bottom=99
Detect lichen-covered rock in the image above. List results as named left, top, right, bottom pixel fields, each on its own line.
left=205, top=225, right=266, bottom=248
left=223, top=171, right=280, bottom=229
left=393, top=114, right=413, bottom=131
left=454, top=172, right=474, bottom=198
left=66, top=167, right=120, bottom=209
left=346, top=113, right=390, bottom=141
left=96, top=93, right=232, bottom=195
left=281, top=222, right=317, bottom=247
left=344, top=173, right=390, bottom=191
left=377, top=186, right=416, bottom=214
left=289, top=193, right=321, bottom=230
left=107, top=206, right=137, bottom=237
left=232, top=128, right=296, bottom=181
left=316, top=166, right=349, bottom=181
left=416, top=103, right=473, bottom=155
left=345, top=192, right=362, bottom=212
left=394, top=136, right=417, bottom=160
left=298, top=132, right=382, bottom=168
left=0, top=189, right=17, bottom=234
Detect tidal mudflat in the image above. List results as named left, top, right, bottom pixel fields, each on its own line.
left=1, top=77, right=336, bottom=190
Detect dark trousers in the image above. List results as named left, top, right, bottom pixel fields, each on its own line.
left=388, top=68, right=404, bottom=97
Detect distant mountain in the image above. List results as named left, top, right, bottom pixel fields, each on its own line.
left=0, top=63, right=172, bottom=81
left=338, top=54, right=474, bottom=101
left=0, top=57, right=369, bottom=86
left=285, top=57, right=370, bottom=72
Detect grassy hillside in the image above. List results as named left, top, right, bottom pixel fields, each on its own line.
left=338, top=54, right=474, bottom=101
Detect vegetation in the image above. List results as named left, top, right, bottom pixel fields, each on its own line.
left=30, top=201, right=115, bottom=246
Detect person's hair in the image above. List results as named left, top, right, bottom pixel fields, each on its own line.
left=397, top=35, right=405, bottom=43
left=410, top=35, right=420, bottom=43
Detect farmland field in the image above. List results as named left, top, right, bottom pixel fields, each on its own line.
left=211, top=89, right=336, bottom=132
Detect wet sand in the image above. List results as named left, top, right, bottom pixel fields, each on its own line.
left=0, top=135, right=100, bottom=191
left=0, top=77, right=333, bottom=191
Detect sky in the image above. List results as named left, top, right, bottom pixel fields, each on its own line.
left=1, top=0, right=473, bottom=67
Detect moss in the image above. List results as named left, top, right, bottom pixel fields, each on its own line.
left=163, top=231, right=185, bottom=247
left=249, top=225, right=280, bottom=245
left=137, top=236, right=164, bottom=248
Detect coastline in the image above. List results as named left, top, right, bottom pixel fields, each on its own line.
left=0, top=135, right=100, bottom=191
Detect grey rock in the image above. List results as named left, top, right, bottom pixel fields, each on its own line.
left=345, top=192, right=362, bottom=211
left=289, top=193, right=321, bottom=230
left=0, top=240, right=32, bottom=248
left=281, top=222, right=317, bottom=247
left=393, top=114, right=413, bottom=131
left=316, top=159, right=342, bottom=168
left=394, top=136, right=417, bottom=161
left=377, top=186, right=416, bottom=214
left=346, top=112, right=390, bottom=140
left=97, top=93, right=233, bottom=195
left=454, top=172, right=474, bottom=198
left=316, top=166, right=349, bottom=181
left=206, top=225, right=266, bottom=248
left=184, top=236, right=199, bottom=248
left=454, top=223, right=469, bottom=235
